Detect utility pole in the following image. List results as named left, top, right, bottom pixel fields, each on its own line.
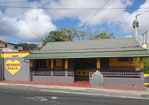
left=132, top=16, right=139, bottom=41
left=132, top=10, right=149, bottom=41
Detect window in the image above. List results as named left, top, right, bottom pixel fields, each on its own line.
left=118, top=58, right=129, bottom=62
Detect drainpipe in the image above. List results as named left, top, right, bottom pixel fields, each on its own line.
left=133, top=16, right=139, bottom=41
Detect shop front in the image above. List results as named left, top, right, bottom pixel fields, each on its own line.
left=25, top=38, right=149, bottom=86
left=28, top=57, right=145, bottom=86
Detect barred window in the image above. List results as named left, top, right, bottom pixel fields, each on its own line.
left=118, top=58, right=129, bottom=62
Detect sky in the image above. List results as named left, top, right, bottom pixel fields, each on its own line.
left=0, top=0, right=149, bottom=44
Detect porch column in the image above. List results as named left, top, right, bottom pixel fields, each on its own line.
left=46, top=59, right=50, bottom=69
left=140, top=58, right=144, bottom=79
left=97, top=58, right=100, bottom=70
left=30, top=59, right=33, bottom=81
left=38, top=59, right=40, bottom=69
left=65, top=59, right=68, bottom=77
left=51, top=59, right=54, bottom=76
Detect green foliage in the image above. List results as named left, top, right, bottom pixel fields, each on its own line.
left=42, top=27, right=114, bottom=46
left=88, top=31, right=115, bottom=40
left=144, top=58, right=149, bottom=74
left=42, top=27, right=87, bottom=46
left=17, top=43, right=39, bottom=51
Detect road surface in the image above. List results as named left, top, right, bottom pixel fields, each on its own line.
left=0, top=86, right=148, bottom=105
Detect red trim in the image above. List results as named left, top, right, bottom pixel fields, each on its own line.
left=1, top=51, right=30, bottom=54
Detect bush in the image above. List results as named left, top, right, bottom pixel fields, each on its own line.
left=144, top=58, right=149, bottom=74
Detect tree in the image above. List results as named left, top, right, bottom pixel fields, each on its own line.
left=42, top=27, right=114, bottom=46
left=144, top=58, right=149, bottom=74
left=17, top=43, right=39, bottom=51
left=88, top=30, right=115, bottom=40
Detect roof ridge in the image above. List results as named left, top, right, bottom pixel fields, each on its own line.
left=46, top=37, right=135, bottom=44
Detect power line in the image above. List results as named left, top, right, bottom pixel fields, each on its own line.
left=137, top=9, right=149, bottom=17
left=0, top=0, right=53, bottom=3
left=0, top=1, right=27, bottom=3
left=81, top=0, right=110, bottom=27
left=0, top=5, right=149, bottom=10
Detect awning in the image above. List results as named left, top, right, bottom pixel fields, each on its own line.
left=24, top=50, right=149, bottom=59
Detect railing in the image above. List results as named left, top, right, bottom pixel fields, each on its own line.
left=33, top=70, right=74, bottom=76
left=53, top=71, right=65, bottom=76
left=102, top=72, right=141, bottom=78
left=68, top=71, right=74, bottom=76
left=33, top=71, right=51, bottom=76
left=89, top=71, right=141, bottom=78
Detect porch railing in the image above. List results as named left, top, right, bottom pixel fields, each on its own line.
left=67, top=71, right=74, bottom=76
left=33, top=71, right=51, bottom=76
left=33, top=70, right=74, bottom=76
left=53, top=71, right=65, bottom=76
left=89, top=71, right=141, bottom=78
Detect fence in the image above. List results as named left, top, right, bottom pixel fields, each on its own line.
left=89, top=71, right=141, bottom=78
left=33, top=70, right=74, bottom=76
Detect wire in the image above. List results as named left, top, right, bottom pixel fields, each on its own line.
left=137, top=9, right=149, bottom=17
left=0, top=0, right=54, bottom=4
left=0, top=5, right=149, bottom=10
left=81, top=0, right=110, bottom=27
left=0, top=1, right=27, bottom=3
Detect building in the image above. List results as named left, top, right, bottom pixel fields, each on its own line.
left=0, top=40, right=23, bottom=51
left=0, top=51, right=30, bottom=81
left=0, top=41, right=24, bottom=80
left=24, top=38, right=149, bottom=86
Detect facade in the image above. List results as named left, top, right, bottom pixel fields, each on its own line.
left=0, top=51, right=30, bottom=81
left=0, top=40, right=23, bottom=51
left=25, top=38, right=149, bottom=86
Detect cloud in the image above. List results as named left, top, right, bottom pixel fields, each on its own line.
left=17, top=9, right=56, bottom=40
left=125, top=35, right=133, bottom=38
left=0, top=9, right=56, bottom=42
left=119, top=0, right=149, bottom=34
left=47, top=0, right=135, bottom=29
left=48, top=0, right=149, bottom=35
left=0, top=0, right=149, bottom=42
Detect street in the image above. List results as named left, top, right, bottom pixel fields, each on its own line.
left=0, top=86, right=149, bottom=105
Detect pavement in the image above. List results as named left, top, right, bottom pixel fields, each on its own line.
left=0, top=80, right=149, bottom=100
left=0, top=87, right=149, bottom=105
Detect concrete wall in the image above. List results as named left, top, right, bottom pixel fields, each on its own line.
left=0, top=53, right=2, bottom=80
left=33, top=76, right=74, bottom=83
left=18, top=46, right=23, bottom=51
left=89, top=70, right=144, bottom=86
left=1, top=52, right=30, bottom=81
left=7, top=44, right=14, bottom=50
left=0, top=44, right=5, bottom=48
left=3, top=57, right=30, bottom=81
left=104, top=78, right=144, bottom=86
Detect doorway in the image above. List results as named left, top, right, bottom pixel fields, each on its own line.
left=74, top=58, right=96, bottom=81
left=100, top=58, right=109, bottom=70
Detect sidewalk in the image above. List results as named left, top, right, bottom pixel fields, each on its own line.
left=0, top=80, right=147, bottom=91
left=0, top=80, right=149, bottom=100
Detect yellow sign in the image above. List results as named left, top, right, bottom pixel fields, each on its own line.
left=5, top=60, right=21, bottom=75
left=1, top=52, right=29, bottom=58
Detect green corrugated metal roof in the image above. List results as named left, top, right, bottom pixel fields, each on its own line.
left=39, top=38, right=142, bottom=53
left=25, top=50, right=149, bottom=59
left=25, top=38, right=149, bottom=59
